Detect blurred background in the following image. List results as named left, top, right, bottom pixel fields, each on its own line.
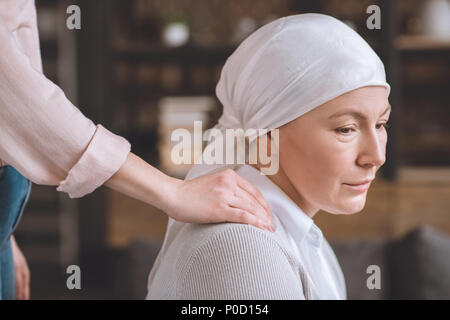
left=14, top=0, right=449, bottom=299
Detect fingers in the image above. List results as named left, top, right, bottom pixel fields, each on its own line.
left=213, top=169, right=274, bottom=231
left=234, top=173, right=273, bottom=220
left=13, top=259, right=30, bottom=300
left=235, top=185, right=273, bottom=226
left=23, top=267, right=30, bottom=300
left=168, top=168, right=276, bottom=231
left=224, top=206, right=274, bottom=232
left=15, top=267, right=28, bottom=300
left=16, top=270, right=22, bottom=300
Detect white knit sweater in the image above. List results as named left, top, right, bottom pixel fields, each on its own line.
left=146, top=165, right=347, bottom=300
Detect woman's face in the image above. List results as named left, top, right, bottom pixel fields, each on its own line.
left=267, top=86, right=391, bottom=218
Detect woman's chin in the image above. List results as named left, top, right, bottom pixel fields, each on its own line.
left=327, top=195, right=368, bottom=215
left=345, top=198, right=367, bottom=214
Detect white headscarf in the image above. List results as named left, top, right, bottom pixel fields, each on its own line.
left=185, top=13, right=390, bottom=180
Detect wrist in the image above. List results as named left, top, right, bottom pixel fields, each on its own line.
left=105, top=152, right=184, bottom=214
left=149, top=173, right=182, bottom=214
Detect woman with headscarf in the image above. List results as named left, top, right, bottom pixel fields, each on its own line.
left=146, top=13, right=391, bottom=299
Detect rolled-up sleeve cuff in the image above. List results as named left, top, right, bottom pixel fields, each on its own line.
left=57, top=124, right=131, bottom=198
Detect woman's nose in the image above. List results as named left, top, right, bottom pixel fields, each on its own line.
left=357, top=128, right=386, bottom=168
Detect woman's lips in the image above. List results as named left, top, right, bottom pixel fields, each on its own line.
left=343, top=181, right=371, bottom=192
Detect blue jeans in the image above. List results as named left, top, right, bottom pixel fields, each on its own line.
left=0, top=166, right=31, bottom=300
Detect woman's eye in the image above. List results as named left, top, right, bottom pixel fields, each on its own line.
left=337, top=123, right=390, bottom=135
left=376, top=123, right=390, bottom=130
left=336, top=127, right=354, bottom=134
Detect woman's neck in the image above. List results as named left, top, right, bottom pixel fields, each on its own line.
left=248, top=162, right=318, bottom=218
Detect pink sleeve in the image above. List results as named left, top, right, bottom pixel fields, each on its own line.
left=0, top=0, right=131, bottom=198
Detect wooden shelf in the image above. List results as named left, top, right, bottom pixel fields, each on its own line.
left=113, top=44, right=237, bottom=63
left=115, top=86, right=217, bottom=99
left=397, top=166, right=450, bottom=184
left=395, top=35, right=450, bottom=51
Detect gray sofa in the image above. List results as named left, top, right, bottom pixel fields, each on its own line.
left=113, top=225, right=450, bottom=300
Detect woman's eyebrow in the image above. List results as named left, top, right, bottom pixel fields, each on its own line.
left=328, top=103, right=391, bottom=120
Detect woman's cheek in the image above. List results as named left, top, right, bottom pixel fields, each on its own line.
left=313, top=139, right=353, bottom=181
left=312, top=130, right=350, bottom=156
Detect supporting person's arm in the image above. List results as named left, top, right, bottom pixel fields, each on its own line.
left=0, top=1, right=131, bottom=198
left=0, top=0, right=273, bottom=229
left=105, top=153, right=274, bottom=230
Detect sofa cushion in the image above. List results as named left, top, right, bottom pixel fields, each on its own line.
left=330, top=238, right=389, bottom=300
left=114, top=236, right=163, bottom=299
left=387, top=225, right=450, bottom=299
